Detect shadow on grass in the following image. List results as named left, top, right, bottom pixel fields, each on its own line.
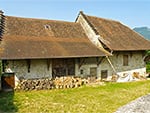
left=0, top=91, right=18, bottom=113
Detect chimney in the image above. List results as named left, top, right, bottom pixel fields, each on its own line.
left=0, top=10, right=4, bottom=41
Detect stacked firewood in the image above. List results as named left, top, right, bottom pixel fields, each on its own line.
left=15, top=76, right=89, bottom=91
left=132, top=72, right=146, bottom=80
left=53, top=76, right=88, bottom=89
left=15, top=78, right=54, bottom=91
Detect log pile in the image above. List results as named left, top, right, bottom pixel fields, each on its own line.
left=132, top=72, right=146, bottom=80
left=111, top=75, right=119, bottom=82
left=15, top=78, right=54, bottom=91
left=53, top=76, right=88, bottom=89
left=15, top=76, right=89, bottom=91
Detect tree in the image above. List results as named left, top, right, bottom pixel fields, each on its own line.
left=146, top=50, right=150, bottom=73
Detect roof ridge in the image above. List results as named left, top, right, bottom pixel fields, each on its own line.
left=5, top=15, right=77, bottom=24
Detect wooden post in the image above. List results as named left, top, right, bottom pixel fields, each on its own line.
left=49, top=59, right=52, bottom=78
left=106, top=56, right=117, bottom=74
left=75, top=58, right=79, bottom=76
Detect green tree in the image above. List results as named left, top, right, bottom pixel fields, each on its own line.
left=146, top=50, right=150, bottom=73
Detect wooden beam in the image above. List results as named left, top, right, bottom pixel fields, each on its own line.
left=47, top=59, right=50, bottom=71
left=79, top=58, right=86, bottom=69
left=26, top=60, right=31, bottom=73
left=96, top=57, right=104, bottom=66
left=106, top=56, right=117, bottom=74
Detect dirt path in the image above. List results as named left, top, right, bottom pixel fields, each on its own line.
left=115, top=94, right=150, bottom=113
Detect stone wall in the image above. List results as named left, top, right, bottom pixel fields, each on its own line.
left=7, top=59, right=52, bottom=80
left=6, top=58, right=100, bottom=87
left=75, top=57, right=100, bottom=78
left=7, top=58, right=100, bottom=80
left=100, top=51, right=146, bottom=80
left=6, top=53, right=146, bottom=83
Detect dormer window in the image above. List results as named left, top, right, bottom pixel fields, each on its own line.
left=44, top=25, right=51, bottom=29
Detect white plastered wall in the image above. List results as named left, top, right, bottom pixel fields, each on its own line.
left=76, top=14, right=103, bottom=48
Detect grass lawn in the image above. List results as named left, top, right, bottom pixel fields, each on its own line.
left=0, top=80, right=150, bottom=113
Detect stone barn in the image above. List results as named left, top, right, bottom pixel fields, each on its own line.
left=0, top=10, right=150, bottom=88
left=0, top=11, right=109, bottom=88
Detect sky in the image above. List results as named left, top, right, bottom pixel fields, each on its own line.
left=0, top=0, right=149, bottom=28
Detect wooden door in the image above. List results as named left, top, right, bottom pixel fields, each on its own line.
left=101, top=70, right=108, bottom=79
left=52, top=59, right=75, bottom=78
left=90, top=67, right=97, bottom=77
left=89, top=67, right=97, bottom=82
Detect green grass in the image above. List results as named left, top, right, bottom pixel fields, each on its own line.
left=1, top=80, right=150, bottom=113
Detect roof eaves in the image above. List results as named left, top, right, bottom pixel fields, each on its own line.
left=1, top=55, right=109, bottom=60
left=112, top=49, right=150, bottom=51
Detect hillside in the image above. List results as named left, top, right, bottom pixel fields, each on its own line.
left=133, top=27, right=150, bottom=40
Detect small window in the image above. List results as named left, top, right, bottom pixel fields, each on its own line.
left=80, top=69, right=83, bottom=74
left=123, top=55, right=129, bottom=66
left=101, top=70, right=108, bottom=79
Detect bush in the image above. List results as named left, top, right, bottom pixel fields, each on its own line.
left=146, top=62, right=150, bottom=73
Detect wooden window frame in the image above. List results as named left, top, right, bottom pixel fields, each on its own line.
left=123, top=55, right=129, bottom=66
left=101, top=70, right=108, bottom=79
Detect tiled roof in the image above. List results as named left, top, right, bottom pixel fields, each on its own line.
left=0, top=16, right=109, bottom=59
left=82, top=13, right=150, bottom=51
left=5, top=16, right=88, bottom=38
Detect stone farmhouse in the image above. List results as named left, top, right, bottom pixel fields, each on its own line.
left=0, top=10, right=150, bottom=87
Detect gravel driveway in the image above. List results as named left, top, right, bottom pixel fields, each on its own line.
left=115, top=94, right=150, bottom=113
